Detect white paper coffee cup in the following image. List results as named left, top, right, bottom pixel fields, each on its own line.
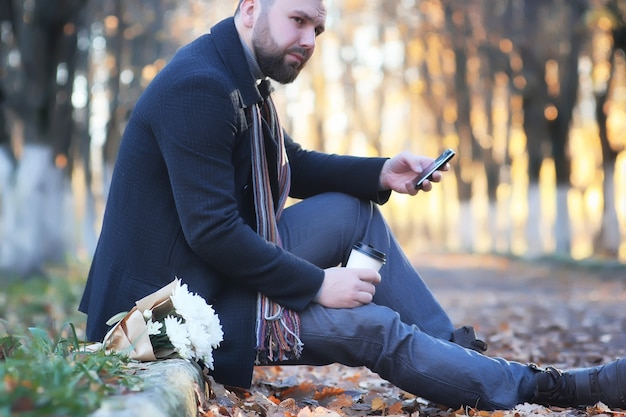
left=346, top=242, right=386, bottom=271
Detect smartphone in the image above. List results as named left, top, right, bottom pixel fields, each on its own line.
left=414, top=148, right=456, bottom=189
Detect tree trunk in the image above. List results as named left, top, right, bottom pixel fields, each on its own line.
left=0, top=144, right=71, bottom=276
left=0, top=0, right=87, bottom=274
left=596, top=164, right=621, bottom=256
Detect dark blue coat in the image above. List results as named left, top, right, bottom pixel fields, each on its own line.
left=79, top=17, right=390, bottom=387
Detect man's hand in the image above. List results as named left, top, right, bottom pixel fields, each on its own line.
left=379, top=151, right=449, bottom=195
left=314, top=267, right=381, bottom=308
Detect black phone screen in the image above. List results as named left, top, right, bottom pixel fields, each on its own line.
left=414, top=148, right=456, bottom=189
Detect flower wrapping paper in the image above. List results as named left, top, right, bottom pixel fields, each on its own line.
left=102, top=280, right=180, bottom=361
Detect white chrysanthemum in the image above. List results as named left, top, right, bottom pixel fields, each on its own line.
left=202, top=314, right=224, bottom=348
left=146, top=319, right=163, bottom=336
left=177, top=341, right=194, bottom=361
left=166, top=279, right=224, bottom=368
left=171, top=280, right=212, bottom=322
left=201, top=352, right=215, bottom=371
left=193, top=302, right=219, bottom=322
left=186, top=321, right=208, bottom=348
left=170, top=281, right=194, bottom=312
left=164, top=316, right=192, bottom=360
left=190, top=322, right=215, bottom=348
left=143, top=309, right=153, bottom=321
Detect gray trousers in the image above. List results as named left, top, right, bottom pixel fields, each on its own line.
left=277, top=192, right=537, bottom=410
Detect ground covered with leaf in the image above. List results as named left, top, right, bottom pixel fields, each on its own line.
left=204, top=254, right=626, bottom=417
left=1, top=255, right=626, bottom=416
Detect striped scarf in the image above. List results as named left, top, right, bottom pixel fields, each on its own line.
left=251, top=79, right=303, bottom=363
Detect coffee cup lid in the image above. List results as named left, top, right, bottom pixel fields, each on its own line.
left=353, top=242, right=386, bottom=263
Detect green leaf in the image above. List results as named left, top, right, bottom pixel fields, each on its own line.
left=28, top=327, right=51, bottom=347
left=106, top=311, right=129, bottom=326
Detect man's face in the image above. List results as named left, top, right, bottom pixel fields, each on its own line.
left=251, top=0, right=326, bottom=84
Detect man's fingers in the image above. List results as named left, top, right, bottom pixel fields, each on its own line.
left=353, top=290, right=373, bottom=306
left=354, top=270, right=381, bottom=284
left=355, top=282, right=376, bottom=304
left=318, top=267, right=380, bottom=308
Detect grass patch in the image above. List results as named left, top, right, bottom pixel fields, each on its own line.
left=0, top=264, right=87, bottom=336
left=0, top=264, right=142, bottom=416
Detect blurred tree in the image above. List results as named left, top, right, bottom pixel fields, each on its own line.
left=0, top=0, right=16, bottom=155
left=588, top=0, right=626, bottom=256
left=417, top=0, right=594, bottom=255
left=1, top=0, right=624, bottom=273
left=513, top=0, right=588, bottom=254
left=99, top=0, right=178, bottom=170
left=0, top=0, right=86, bottom=275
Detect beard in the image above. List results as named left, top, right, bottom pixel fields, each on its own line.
left=252, top=12, right=308, bottom=84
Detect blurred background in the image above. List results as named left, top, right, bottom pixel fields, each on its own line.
left=0, top=0, right=625, bottom=278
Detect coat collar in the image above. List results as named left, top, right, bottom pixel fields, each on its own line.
left=209, top=17, right=268, bottom=107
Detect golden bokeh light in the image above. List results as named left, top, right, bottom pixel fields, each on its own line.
left=544, top=104, right=558, bottom=121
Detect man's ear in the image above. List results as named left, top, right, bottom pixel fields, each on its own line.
left=238, top=0, right=256, bottom=28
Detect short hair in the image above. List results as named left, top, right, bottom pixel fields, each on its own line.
left=235, top=0, right=242, bottom=14
left=234, top=0, right=274, bottom=15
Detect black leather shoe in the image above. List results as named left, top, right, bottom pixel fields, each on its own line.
left=531, top=359, right=626, bottom=409
left=450, top=326, right=488, bottom=353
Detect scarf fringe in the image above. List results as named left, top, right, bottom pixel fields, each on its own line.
left=255, top=293, right=303, bottom=364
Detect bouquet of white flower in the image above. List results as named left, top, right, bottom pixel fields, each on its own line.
left=98, top=279, right=223, bottom=370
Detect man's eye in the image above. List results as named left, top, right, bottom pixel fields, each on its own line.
left=293, top=17, right=304, bottom=24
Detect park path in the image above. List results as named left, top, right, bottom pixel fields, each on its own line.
left=414, top=253, right=626, bottom=368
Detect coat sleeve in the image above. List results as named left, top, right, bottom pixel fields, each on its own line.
left=285, top=133, right=392, bottom=204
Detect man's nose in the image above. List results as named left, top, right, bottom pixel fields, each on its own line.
left=300, top=27, right=317, bottom=49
